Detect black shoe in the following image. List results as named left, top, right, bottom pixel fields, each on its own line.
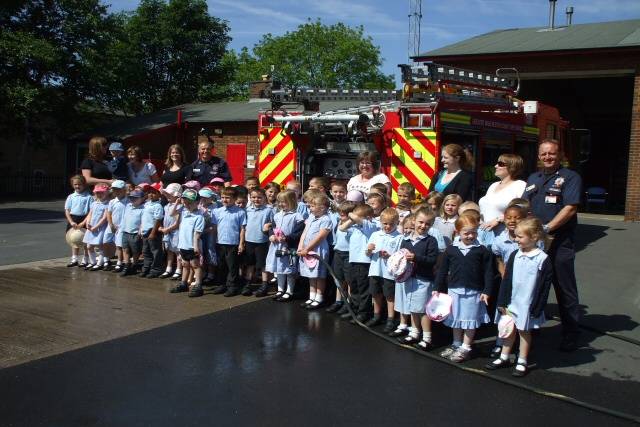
left=336, top=304, right=350, bottom=315
left=414, top=340, right=434, bottom=351
left=224, top=287, right=240, bottom=297
left=212, top=286, right=228, bottom=295
left=325, top=301, right=344, bottom=313
left=485, top=358, right=512, bottom=371
left=511, top=363, right=529, bottom=377
left=276, top=292, right=292, bottom=302
left=350, top=314, right=370, bottom=324
left=113, top=265, right=122, bottom=273
left=146, top=272, right=161, bottom=279
left=241, top=285, right=253, bottom=296
left=400, top=334, right=420, bottom=345
left=67, top=261, right=78, bottom=267
left=307, top=300, right=323, bottom=310
left=139, top=271, right=149, bottom=278
left=364, top=316, right=383, bottom=327
left=340, top=312, right=353, bottom=321
left=103, top=262, right=112, bottom=271
left=254, top=284, right=269, bottom=297
left=382, top=319, right=396, bottom=334
left=490, top=346, right=503, bottom=359
left=300, top=299, right=313, bottom=308
left=272, top=291, right=284, bottom=300
left=388, top=327, right=409, bottom=338
left=170, top=282, right=189, bottom=293
left=188, top=284, right=204, bottom=298
left=159, top=271, right=172, bottom=279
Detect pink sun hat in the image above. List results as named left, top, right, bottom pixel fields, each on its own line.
left=498, top=313, right=516, bottom=338
left=183, top=180, right=201, bottom=191
left=426, top=293, right=453, bottom=322
left=303, top=251, right=319, bottom=269
left=387, top=248, right=413, bottom=282
left=346, top=190, right=365, bottom=202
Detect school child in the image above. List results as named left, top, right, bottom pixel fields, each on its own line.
left=367, top=192, right=387, bottom=224
left=82, top=184, right=110, bottom=270
left=369, top=182, right=389, bottom=197
left=198, top=187, right=218, bottom=284
left=64, top=175, right=92, bottom=267
left=243, top=188, right=274, bottom=297
left=330, top=180, right=347, bottom=208
left=170, top=189, right=206, bottom=298
left=264, top=182, right=280, bottom=209
left=308, top=176, right=330, bottom=195
left=426, top=191, right=444, bottom=215
left=140, top=182, right=165, bottom=278
left=245, top=177, right=260, bottom=193
left=365, top=208, right=403, bottom=331
left=338, top=203, right=377, bottom=322
left=120, top=189, right=146, bottom=276
left=265, top=190, right=305, bottom=301
left=235, top=186, right=248, bottom=209
left=298, top=194, right=333, bottom=309
left=209, top=178, right=225, bottom=204
left=303, top=189, right=323, bottom=210
left=433, top=193, right=462, bottom=246
left=397, top=182, right=416, bottom=206
left=211, top=187, right=247, bottom=297
left=107, top=142, right=128, bottom=181
left=326, top=201, right=356, bottom=313
left=458, top=201, right=494, bottom=248
left=487, top=218, right=553, bottom=377
left=286, top=180, right=309, bottom=219
left=394, top=208, right=439, bottom=348
left=159, top=183, right=183, bottom=279
left=105, top=180, right=129, bottom=272
left=434, top=213, right=495, bottom=363
left=492, top=205, right=528, bottom=277
left=507, top=198, right=532, bottom=216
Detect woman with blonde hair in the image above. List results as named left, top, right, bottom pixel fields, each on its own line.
left=160, top=144, right=190, bottom=186
left=80, top=136, right=113, bottom=186
left=429, top=143, right=474, bottom=201
left=127, top=145, right=160, bottom=185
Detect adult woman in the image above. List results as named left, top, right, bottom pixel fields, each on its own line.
left=429, top=144, right=474, bottom=201
left=347, top=151, right=391, bottom=196
left=127, top=145, right=160, bottom=185
left=160, top=144, right=190, bottom=186
left=479, top=153, right=527, bottom=232
left=80, top=136, right=113, bottom=187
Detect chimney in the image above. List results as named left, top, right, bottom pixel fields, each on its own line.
left=548, top=0, right=557, bottom=30
left=566, top=6, right=574, bottom=26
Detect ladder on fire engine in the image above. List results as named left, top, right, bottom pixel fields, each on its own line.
left=399, top=62, right=520, bottom=109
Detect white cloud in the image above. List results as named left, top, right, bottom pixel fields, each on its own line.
left=307, top=0, right=404, bottom=30
left=208, top=0, right=304, bottom=25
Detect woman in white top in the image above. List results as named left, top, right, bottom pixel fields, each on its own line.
left=127, top=145, right=160, bottom=185
left=478, top=153, right=526, bottom=233
left=347, top=151, right=391, bottom=196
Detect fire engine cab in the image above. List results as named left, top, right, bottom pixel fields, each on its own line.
left=256, top=62, right=569, bottom=202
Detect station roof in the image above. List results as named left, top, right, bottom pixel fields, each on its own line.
left=416, top=18, right=640, bottom=59
left=87, top=99, right=382, bottom=140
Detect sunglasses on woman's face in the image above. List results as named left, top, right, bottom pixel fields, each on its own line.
left=496, top=161, right=507, bottom=167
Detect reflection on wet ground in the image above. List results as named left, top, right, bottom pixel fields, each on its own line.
left=0, top=300, right=637, bottom=426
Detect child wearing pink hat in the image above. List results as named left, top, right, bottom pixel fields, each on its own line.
left=82, top=184, right=111, bottom=270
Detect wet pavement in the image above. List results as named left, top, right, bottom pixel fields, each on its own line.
left=0, top=299, right=638, bottom=426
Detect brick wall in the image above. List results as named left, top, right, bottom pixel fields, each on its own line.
left=626, top=72, right=640, bottom=221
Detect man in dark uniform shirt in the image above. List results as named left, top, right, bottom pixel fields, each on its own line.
left=523, top=139, right=582, bottom=352
left=186, top=140, right=232, bottom=186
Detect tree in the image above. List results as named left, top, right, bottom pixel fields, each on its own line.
left=101, top=0, right=231, bottom=115
left=229, top=20, right=395, bottom=98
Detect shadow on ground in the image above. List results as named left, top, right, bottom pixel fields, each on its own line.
left=0, top=208, right=64, bottom=224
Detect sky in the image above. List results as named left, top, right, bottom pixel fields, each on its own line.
left=107, top=0, right=640, bottom=86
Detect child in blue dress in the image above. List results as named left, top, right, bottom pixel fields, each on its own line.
left=433, top=193, right=461, bottom=246
left=395, top=208, right=439, bottom=349
left=434, top=213, right=495, bottom=363
left=298, top=194, right=333, bottom=309
left=82, top=184, right=110, bottom=270
left=265, top=190, right=305, bottom=302
left=487, top=218, right=553, bottom=377
left=159, top=183, right=183, bottom=279
left=64, top=175, right=92, bottom=267
left=198, top=187, right=218, bottom=285
left=106, top=180, right=129, bottom=272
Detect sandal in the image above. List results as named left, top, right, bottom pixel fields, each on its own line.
left=485, top=358, right=512, bottom=371
left=272, top=291, right=284, bottom=300
left=512, top=362, right=529, bottom=377
left=159, top=271, right=172, bottom=279
left=414, top=340, right=433, bottom=351
left=170, top=272, right=181, bottom=280
left=277, top=292, right=292, bottom=302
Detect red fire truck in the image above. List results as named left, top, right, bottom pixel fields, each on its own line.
left=256, top=62, right=569, bottom=202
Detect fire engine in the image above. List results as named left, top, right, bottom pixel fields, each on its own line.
left=256, top=62, right=569, bottom=202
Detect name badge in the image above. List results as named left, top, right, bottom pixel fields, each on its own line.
left=525, top=184, right=536, bottom=192
left=193, top=168, right=201, bottom=173
left=545, top=195, right=558, bottom=204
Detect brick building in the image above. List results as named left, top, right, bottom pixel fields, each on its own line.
left=415, top=18, right=640, bottom=221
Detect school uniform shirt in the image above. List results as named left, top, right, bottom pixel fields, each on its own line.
left=82, top=200, right=109, bottom=245
left=141, top=200, right=164, bottom=234
left=108, top=197, right=128, bottom=229
left=265, top=211, right=305, bottom=275
left=492, top=229, right=544, bottom=261
left=428, top=227, right=447, bottom=252
left=333, top=224, right=350, bottom=252
left=497, top=248, right=553, bottom=330
left=435, top=239, right=494, bottom=295
left=162, top=202, right=182, bottom=248
left=246, top=205, right=274, bottom=244
left=433, top=216, right=457, bottom=246
left=368, top=229, right=402, bottom=280
left=347, top=219, right=378, bottom=264
left=178, top=210, right=205, bottom=251
left=212, top=205, right=247, bottom=245
left=399, top=232, right=439, bottom=280
left=297, top=201, right=309, bottom=219
left=64, top=191, right=92, bottom=216
left=299, top=213, right=333, bottom=278
left=122, top=203, right=144, bottom=234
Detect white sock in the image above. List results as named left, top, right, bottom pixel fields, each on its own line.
left=88, top=253, right=96, bottom=264
left=176, top=269, right=182, bottom=275
left=81, top=256, right=88, bottom=264
left=103, top=258, right=109, bottom=266
left=116, top=260, right=122, bottom=266
left=71, top=256, right=77, bottom=262
left=309, top=291, right=316, bottom=302
left=165, top=267, right=172, bottom=273
left=452, top=340, right=462, bottom=348
left=460, top=343, right=472, bottom=351
left=517, top=357, right=527, bottom=365
left=408, top=327, right=419, bottom=338
left=422, top=332, right=432, bottom=342
left=277, top=274, right=286, bottom=292
left=314, top=293, right=323, bottom=303
left=95, top=255, right=103, bottom=266
left=396, top=323, right=408, bottom=330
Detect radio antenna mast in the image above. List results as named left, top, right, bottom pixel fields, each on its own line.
left=408, top=0, right=423, bottom=61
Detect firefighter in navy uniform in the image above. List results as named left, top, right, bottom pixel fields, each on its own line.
left=523, top=139, right=582, bottom=352
left=187, top=139, right=232, bottom=186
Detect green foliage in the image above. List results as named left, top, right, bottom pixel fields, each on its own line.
left=229, top=20, right=395, bottom=98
